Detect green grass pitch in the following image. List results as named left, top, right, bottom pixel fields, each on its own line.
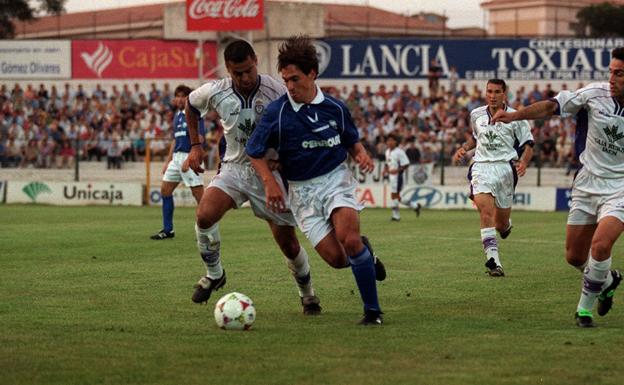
left=1, top=205, right=623, bottom=385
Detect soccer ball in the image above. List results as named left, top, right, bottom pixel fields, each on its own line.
left=214, top=292, right=256, bottom=330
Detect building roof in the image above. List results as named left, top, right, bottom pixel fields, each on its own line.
left=482, top=0, right=624, bottom=8
left=13, top=1, right=456, bottom=39
left=323, top=3, right=445, bottom=33
left=14, top=3, right=164, bottom=38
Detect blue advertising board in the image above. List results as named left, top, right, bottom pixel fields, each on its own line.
left=555, top=188, right=572, bottom=211
left=314, top=38, right=624, bottom=81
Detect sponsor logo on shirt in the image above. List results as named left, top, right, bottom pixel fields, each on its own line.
left=482, top=130, right=500, bottom=151
left=597, top=124, right=624, bottom=156
left=301, top=134, right=341, bottom=149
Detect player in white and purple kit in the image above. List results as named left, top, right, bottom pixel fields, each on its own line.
left=247, top=35, right=386, bottom=325
left=383, top=133, right=419, bottom=221
left=150, top=85, right=205, bottom=240
left=454, top=79, right=534, bottom=277
left=183, top=40, right=321, bottom=315
left=492, top=48, right=624, bottom=327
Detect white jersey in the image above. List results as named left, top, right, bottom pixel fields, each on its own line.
left=555, top=82, right=624, bottom=178
left=385, top=147, right=409, bottom=172
left=470, top=105, right=533, bottom=162
left=188, top=74, right=286, bottom=164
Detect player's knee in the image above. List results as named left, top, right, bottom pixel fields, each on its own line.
left=326, top=254, right=349, bottom=269
left=280, top=241, right=300, bottom=259
left=565, top=248, right=586, bottom=267
left=196, top=209, right=216, bottom=229
left=590, top=239, right=613, bottom=260
left=342, top=233, right=363, bottom=256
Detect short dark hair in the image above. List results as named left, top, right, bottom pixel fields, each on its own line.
left=612, top=47, right=624, bottom=61
left=224, top=39, right=256, bottom=63
left=174, top=85, right=192, bottom=96
left=277, top=35, right=318, bottom=76
left=386, top=133, right=400, bottom=142
left=487, top=78, right=507, bottom=92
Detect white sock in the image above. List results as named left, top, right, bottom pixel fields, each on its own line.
left=284, top=247, right=315, bottom=298
left=391, top=199, right=400, bottom=218
left=195, top=223, right=223, bottom=279
left=480, top=227, right=500, bottom=266
left=577, top=256, right=611, bottom=312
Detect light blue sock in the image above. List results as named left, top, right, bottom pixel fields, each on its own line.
left=348, top=246, right=381, bottom=312
left=162, top=195, right=174, bottom=232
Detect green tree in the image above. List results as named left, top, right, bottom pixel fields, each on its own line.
left=0, top=0, right=66, bottom=38
left=576, top=2, right=624, bottom=37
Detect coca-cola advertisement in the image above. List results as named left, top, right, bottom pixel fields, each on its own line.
left=186, top=0, right=264, bottom=31
left=72, top=40, right=217, bottom=79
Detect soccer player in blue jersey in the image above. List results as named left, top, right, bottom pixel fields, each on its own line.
left=182, top=40, right=321, bottom=315
left=247, top=35, right=386, bottom=325
left=151, top=85, right=205, bottom=240
left=492, top=48, right=624, bottom=327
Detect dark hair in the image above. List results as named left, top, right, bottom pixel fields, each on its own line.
left=277, top=35, right=318, bottom=76
left=174, top=85, right=192, bottom=96
left=612, top=47, right=624, bottom=61
left=487, top=78, right=507, bottom=92
left=386, top=133, right=400, bottom=142
left=224, top=39, right=256, bottom=63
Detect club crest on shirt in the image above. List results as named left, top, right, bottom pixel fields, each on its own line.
left=329, top=120, right=338, bottom=129
left=254, top=103, right=264, bottom=116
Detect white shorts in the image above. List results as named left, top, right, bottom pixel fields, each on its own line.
left=163, top=152, right=204, bottom=187
left=567, top=167, right=624, bottom=225
left=288, top=163, right=363, bottom=247
left=209, top=162, right=296, bottom=227
left=468, top=161, right=517, bottom=209
left=389, top=172, right=405, bottom=194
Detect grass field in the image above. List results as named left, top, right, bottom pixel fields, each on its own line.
left=1, top=204, right=623, bottom=385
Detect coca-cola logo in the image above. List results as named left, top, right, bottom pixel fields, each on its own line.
left=189, top=0, right=260, bottom=19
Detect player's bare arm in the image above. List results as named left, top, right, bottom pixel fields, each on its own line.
left=453, top=137, right=476, bottom=163
left=516, top=145, right=534, bottom=177
left=491, top=100, right=558, bottom=123
left=348, top=142, right=374, bottom=173
left=183, top=99, right=205, bottom=174
left=249, top=157, right=287, bottom=213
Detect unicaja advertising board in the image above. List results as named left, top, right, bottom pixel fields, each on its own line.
left=6, top=181, right=142, bottom=206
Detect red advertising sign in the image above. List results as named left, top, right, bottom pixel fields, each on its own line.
left=71, top=40, right=217, bottom=79
left=186, top=0, right=264, bottom=31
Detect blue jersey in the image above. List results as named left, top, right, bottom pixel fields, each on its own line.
left=172, top=110, right=206, bottom=153
left=247, top=86, right=359, bottom=181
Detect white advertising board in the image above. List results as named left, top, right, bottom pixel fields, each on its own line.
left=148, top=185, right=198, bottom=207
left=0, top=40, right=71, bottom=79
left=355, top=183, right=556, bottom=211
left=6, top=181, right=142, bottom=206
left=0, top=180, right=6, bottom=203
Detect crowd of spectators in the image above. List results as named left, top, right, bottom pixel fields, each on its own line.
left=0, top=80, right=581, bottom=174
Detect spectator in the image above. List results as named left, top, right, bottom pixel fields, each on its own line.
left=57, top=139, right=75, bottom=169
left=107, top=138, right=123, bottom=169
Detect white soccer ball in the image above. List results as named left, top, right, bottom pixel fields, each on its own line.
left=214, top=292, right=256, bottom=330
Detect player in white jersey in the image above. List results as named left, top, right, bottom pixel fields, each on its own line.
left=492, top=48, right=624, bottom=327
left=454, top=79, right=534, bottom=277
left=383, top=133, right=420, bottom=221
left=182, top=40, right=321, bottom=315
